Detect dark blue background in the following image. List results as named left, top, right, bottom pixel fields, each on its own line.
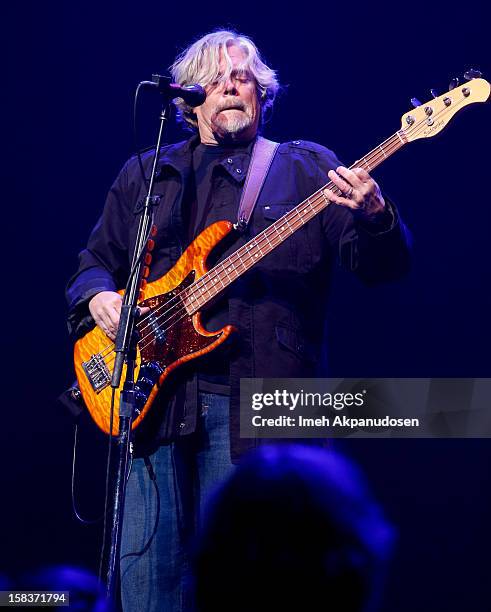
left=4, top=0, right=490, bottom=609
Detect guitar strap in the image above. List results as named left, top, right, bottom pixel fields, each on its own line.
left=234, top=136, right=279, bottom=232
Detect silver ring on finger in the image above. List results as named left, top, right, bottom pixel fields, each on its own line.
left=345, top=186, right=354, bottom=199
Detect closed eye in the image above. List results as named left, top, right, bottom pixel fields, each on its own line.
left=210, top=70, right=253, bottom=86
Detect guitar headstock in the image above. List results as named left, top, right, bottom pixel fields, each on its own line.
left=400, top=76, right=490, bottom=142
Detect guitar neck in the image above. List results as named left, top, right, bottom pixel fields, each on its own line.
left=183, top=130, right=408, bottom=313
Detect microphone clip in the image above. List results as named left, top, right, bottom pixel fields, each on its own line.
left=140, top=75, right=206, bottom=107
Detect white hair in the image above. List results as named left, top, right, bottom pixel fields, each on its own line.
left=170, top=30, right=280, bottom=129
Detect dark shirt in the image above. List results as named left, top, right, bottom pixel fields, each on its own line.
left=66, top=134, right=411, bottom=461
left=188, top=141, right=256, bottom=391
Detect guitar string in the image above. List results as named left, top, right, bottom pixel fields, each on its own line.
left=138, top=148, right=400, bottom=352
left=95, top=133, right=405, bottom=372
left=139, top=91, right=469, bottom=343
left=92, top=92, right=467, bottom=371
left=138, top=137, right=401, bottom=332
left=96, top=131, right=402, bottom=360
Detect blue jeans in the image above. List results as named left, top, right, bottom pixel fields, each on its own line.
left=120, top=392, right=234, bottom=612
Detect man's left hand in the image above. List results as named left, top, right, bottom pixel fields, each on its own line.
left=324, top=166, right=385, bottom=221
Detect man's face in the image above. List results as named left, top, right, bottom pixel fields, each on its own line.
left=195, top=44, right=261, bottom=143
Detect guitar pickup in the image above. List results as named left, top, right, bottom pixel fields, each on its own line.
left=146, top=312, right=166, bottom=344
left=82, top=354, right=111, bottom=393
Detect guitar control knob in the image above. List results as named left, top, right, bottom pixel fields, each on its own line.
left=70, top=386, right=82, bottom=401
left=134, top=390, right=147, bottom=409
left=139, top=362, right=164, bottom=382
left=135, top=377, right=154, bottom=395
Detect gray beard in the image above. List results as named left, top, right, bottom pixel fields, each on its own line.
left=211, top=109, right=254, bottom=139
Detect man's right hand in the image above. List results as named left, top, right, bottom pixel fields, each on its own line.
left=88, top=291, right=122, bottom=341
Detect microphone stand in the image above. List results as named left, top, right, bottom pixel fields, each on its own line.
left=105, top=100, right=170, bottom=604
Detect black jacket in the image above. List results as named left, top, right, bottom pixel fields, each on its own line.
left=66, top=135, right=411, bottom=461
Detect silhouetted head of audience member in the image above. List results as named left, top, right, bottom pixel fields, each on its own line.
left=194, top=444, right=395, bottom=612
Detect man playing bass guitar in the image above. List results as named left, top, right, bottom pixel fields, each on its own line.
left=66, top=29, right=411, bottom=612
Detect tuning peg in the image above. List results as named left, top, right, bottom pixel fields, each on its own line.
left=449, top=77, right=460, bottom=90
left=411, top=97, right=422, bottom=108
left=464, top=68, right=482, bottom=81
left=430, top=89, right=439, bottom=98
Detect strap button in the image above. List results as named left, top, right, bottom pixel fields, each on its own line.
left=235, top=168, right=242, bottom=174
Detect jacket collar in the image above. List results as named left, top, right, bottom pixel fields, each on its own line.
left=157, top=133, right=255, bottom=183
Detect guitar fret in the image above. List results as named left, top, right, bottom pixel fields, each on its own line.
left=312, top=196, right=322, bottom=212
left=272, top=223, right=283, bottom=241
left=304, top=201, right=314, bottom=218
left=245, top=243, right=256, bottom=262
left=306, top=198, right=316, bottom=216
left=223, top=266, right=233, bottom=285
left=236, top=254, right=246, bottom=272
left=186, top=294, right=197, bottom=313
left=248, top=241, right=259, bottom=258
left=184, top=290, right=197, bottom=313
left=283, top=218, right=294, bottom=234
left=245, top=254, right=255, bottom=270
left=267, top=227, right=279, bottom=248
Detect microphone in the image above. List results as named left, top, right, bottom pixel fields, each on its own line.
left=140, top=74, right=206, bottom=107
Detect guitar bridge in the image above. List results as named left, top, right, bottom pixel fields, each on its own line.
left=82, top=354, right=111, bottom=393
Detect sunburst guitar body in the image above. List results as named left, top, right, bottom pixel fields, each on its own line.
left=74, top=220, right=236, bottom=436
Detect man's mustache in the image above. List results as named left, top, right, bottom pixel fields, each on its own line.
left=215, top=101, right=247, bottom=112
